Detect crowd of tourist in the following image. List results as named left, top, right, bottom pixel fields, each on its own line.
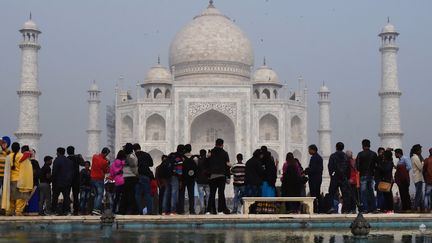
left=0, top=135, right=431, bottom=216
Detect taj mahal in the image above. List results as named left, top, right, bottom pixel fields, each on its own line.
left=13, top=1, right=403, bottom=191
left=114, top=2, right=309, bottom=170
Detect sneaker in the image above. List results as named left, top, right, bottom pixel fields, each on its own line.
left=205, top=212, right=211, bottom=215
left=223, top=209, right=231, bottom=215
left=92, top=210, right=102, bottom=216
left=170, top=212, right=177, bottom=216
left=217, top=212, right=224, bottom=215
left=162, top=213, right=167, bottom=216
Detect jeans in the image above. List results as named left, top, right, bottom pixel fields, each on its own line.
left=233, top=185, right=245, bottom=213
left=414, top=181, right=424, bottom=210
left=79, top=187, right=91, bottom=213
left=360, top=176, right=376, bottom=212
left=39, top=182, right=52, bottom=213
left=52, top=185, right=71, bottom=215
left=425, top=184, right=432, bottom=210
left=245, top=185, right=259, bottom=197
left=163, top=176, right=179, bottom=213
left=397, top=183, right=411, bottom=211
left=328, top=177, right=351, bottom=213
left=197, top=184, right=210, bottom=213
left=208, top=176, right=228, bottom=213
left=91, top=180, right=104, bottom=211
left=135, top=175, right=153, bottom=215
left=178, top=181, right=195, bottom=214
left=119, top=177, right=139, bottom=215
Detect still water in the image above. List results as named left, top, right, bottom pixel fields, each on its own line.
left=0, top=229, right=431, bottom=243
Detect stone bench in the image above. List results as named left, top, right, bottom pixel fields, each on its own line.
left=242, top=197, right=315, bottom=215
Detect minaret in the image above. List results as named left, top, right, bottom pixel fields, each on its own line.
left=87, top=81, right=101, bottom=159
left=318, top=84, right=331, bottom=189
left=379, top=19, right=403, bottom=149
left=15, top=14, right=42, bottom=154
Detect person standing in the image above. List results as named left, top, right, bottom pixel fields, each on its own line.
left=231, top=153, right=246, bottom=214
left=66, top=146, right=85, bottom=215
left=119, top=143, right=138, bottom=215
left=261, top=146, right=277, bottom=197
left=196, top=150, right=210, bottom=214
left=327, top=142, right=351, bottom=213
left=281, top=153, right=302, bottom=213
left=423, top=148, right=432, bottom=211
left=39, top=156, right=53, bottom=215
left=376, top=150, right=394, bottom=213
left=375, top=147, right=385, bottom=212
left=162, top=145, right=184, bottom=215
left=304, top=144, right=323, bottom=212
left=110, top=151, right=126, bottom=214
left=346, top=150, right=359, bottom=213
left=133, top=144, right=154, bottom=215
left=79, top=161, right=92, bottom=214
left=244, top=150, right=265, bottom=197
left=356, top=139, right=378, bottom=213
left=2, top=142, right=33, bottom=216
left=180, top=144, right=197, bottom=215
left=90, top=147, right=110, bottom=215
left=0, top=136, right=11, bottom=210
left=411, top=144, right=424, bottom=212
left=394, top=148, right=411, bottom=212
left=52, top=147, right=74, bottom=215
left=207, top=139, right=231, bottom=215
left=26, top=149, right=41, bottom=214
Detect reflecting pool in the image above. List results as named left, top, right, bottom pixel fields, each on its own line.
left=0, top=229, right=431, bottom=243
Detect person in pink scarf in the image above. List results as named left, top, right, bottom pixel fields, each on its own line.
left=110, top=150, right=126, bottom=213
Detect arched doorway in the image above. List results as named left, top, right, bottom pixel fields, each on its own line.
left=148, top=149, right=164, bottom=172
left=190, top=110, right=235, bottom=160
left=146, top=114, right=166, bottom=141
left=122, top=115, right=133, bottom=144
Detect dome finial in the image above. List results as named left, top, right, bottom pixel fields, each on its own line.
left=263, top=56, right=266, bottom=66
left=157, top=55, right=160, bottom=65
left=387, top=16, right=390, bottom=23
left=208, top=0, right=215, bottom=8
left=29, top=12, right=32, bottom=20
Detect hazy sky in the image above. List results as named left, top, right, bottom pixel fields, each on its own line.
left=1, top=0, right=431, bottom=159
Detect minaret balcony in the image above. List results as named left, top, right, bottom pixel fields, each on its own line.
left=19, top=43, right=41, bottom=50
left=17, top=90, right=41, bottom=97
left=378, top=91, right=402, bottom=97
left=14, top=131, right=42, bottom=138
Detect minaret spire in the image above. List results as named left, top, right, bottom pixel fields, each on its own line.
left=87, top=80, right=102, bottom=160
left=318, top=84, right=332, bottom=192
left=15, top=16, right=42, bottom=158
left=379, top=20, right=403, bottom=149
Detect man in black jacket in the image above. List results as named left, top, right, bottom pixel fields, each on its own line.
left=356, top=139, right=378, bottom=213
left=304, top=144, right=323, bottom=213
left=133, top=143, right=154, bottom=215
left=207, top=139, right=231, bottom=214
left=179, top=144, right=198, bottom=214
left=327, top=142, right=351, bottom=213
left=245, top=149, right=265, bottom=197
left=52, top=147, right=74, bottom=215
left=66, top=146, right=85, bottom=215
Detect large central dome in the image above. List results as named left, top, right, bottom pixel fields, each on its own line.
left=169, top=3, right=254, bottom=80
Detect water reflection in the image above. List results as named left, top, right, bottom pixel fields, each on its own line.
left=0, top=229, right=431, bottom=243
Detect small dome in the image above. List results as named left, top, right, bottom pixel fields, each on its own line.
left=253, top=65, right=280, bottom=84
left=144, top=65, right=172, bottom=84
left=381, top=23, right=396, bottom=33
left=22, top=19, right=38, bottom=30
left=319, top=85, right=330, bottom=93
left=89, top=81, right=99, bottom=91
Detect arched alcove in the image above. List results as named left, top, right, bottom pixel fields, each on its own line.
left=259, top=114, right=279, bottom=141
left=291, top=116, right=303, bottom=143
left=262, top=89, right=271, bottom=99
left=122, top=115, right=133, bottom=143
left=146, top=114, right=166, bottom=141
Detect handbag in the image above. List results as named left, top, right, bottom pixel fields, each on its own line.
left=378, top=181, right=392, bottom=192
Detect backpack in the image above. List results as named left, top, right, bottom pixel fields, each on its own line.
left=159, top=159, right=174, bottom=179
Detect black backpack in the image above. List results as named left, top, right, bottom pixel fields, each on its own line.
left=159, top=157, right=174, bottom=179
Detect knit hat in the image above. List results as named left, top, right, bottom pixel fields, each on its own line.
left=1, top=136, right=11, bottom=148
